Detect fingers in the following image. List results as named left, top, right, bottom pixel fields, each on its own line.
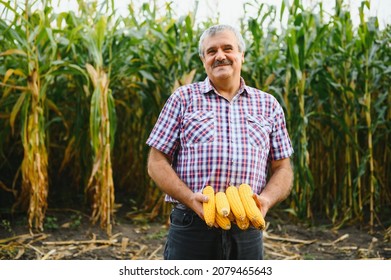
left=191, top=192, right=208, bottom=220
left=253, top=194, right=268, bottom=217
left=252, top=193, right=262, bottom=209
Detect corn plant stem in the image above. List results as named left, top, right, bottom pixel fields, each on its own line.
left=364, top=55, right=375, bottom=233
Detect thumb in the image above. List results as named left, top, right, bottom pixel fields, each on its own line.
left=195, top=191, right=208, bottom=203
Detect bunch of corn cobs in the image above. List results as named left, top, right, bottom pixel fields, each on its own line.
left=202, top=184, right=266, bottom=230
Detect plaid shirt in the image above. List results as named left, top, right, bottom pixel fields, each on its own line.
left=146, top=77, right=293, bottom=203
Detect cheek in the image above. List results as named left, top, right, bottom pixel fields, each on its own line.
left=235, top=54, right=243, bottom=63
left=204, top=58, right=214, bottom=68
left=233, top=55, right=244, bottom=67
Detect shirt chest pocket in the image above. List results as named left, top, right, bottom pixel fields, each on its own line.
left=182, top=111, right=215, bottom=145
left=246, top=114, right=272, bottom=148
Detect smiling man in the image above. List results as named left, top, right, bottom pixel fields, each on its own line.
left=146, top=24, right=294, bottom=260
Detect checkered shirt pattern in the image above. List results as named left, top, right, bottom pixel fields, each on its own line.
left=146, top=77, right=294, bottom=203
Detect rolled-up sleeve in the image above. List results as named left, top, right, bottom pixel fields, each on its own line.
left=270, top=101, right=294, bottom=161
left=146, top=92, right=182, bottom=158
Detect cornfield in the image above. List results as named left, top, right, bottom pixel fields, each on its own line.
left=0, top=0, right=390, bottom=235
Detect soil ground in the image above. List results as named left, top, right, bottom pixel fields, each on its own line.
left=1, top=206, right=390, bottom=260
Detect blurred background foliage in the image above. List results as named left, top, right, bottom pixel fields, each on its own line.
left=0, top=0, right=390, bottom=234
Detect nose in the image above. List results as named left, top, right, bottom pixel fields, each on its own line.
left=215, top=48, right=226, bottom=60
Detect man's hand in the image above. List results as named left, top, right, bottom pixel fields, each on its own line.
left=189, top=191, right=209, bottom=220
left=253, top=193, right=271, bottom=218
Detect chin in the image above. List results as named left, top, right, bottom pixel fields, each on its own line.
left=212, top=70, right=232, bottom=78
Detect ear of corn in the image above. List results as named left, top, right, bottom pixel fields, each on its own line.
left=215, top=213, right=231, bottom=230
left=238, top=184, right=266, bottom=230
left=250, top=218, right=266, bottom=230
left=235, top=216, right=250, bottom=230
left=227, top=211, right=235, bottom=222
left=226, top=186, right=247, bottom=221
left=215, top=191, right=230, bottom=217
left=202, top=186, right=215, bottom=227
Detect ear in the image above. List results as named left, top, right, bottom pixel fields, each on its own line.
left=200, top=55, right=206, bottom=66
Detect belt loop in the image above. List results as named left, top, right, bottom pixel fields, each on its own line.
left=174, top=203, right=189, bottom=211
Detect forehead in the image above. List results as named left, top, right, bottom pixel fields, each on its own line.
left=202, top=30, right=238, bottom=49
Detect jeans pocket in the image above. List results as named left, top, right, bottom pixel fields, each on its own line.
left=169, top=208, right=194, bottom=228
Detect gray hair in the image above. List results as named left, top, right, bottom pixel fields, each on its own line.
left=198, top=24, right=246, bottom=58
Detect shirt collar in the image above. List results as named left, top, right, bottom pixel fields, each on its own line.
left=203, top=77, right=249, bottom=96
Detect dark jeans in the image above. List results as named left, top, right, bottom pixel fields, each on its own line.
left=164, top=206, right=264, bottom=260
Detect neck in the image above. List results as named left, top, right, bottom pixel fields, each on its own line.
left=210, top=78, right=241, bottom=101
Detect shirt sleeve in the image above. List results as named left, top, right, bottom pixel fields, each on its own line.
left=146, top=92, right=182, bottom=158
left=269, top=100, right=294, bottom=161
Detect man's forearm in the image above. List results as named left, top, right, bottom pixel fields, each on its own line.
left=147, top=148, right=207, bottom=217
left=147, top=148, right=191, bottom=203
left=258, top=158, right=293, bottom=216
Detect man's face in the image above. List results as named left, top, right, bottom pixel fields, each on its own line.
left=200, top=30, right=244, bottom=84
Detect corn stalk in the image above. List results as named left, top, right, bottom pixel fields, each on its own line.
left=85, top=62, right=115, bottom=235
left=80, top=9, right=117, bottom=235
left=0, top=0, right=63, bottom=231
left=357, top=1, right=378, bottom=232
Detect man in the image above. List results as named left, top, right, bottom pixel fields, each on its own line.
left=146, top=24, right=293, bottom=259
